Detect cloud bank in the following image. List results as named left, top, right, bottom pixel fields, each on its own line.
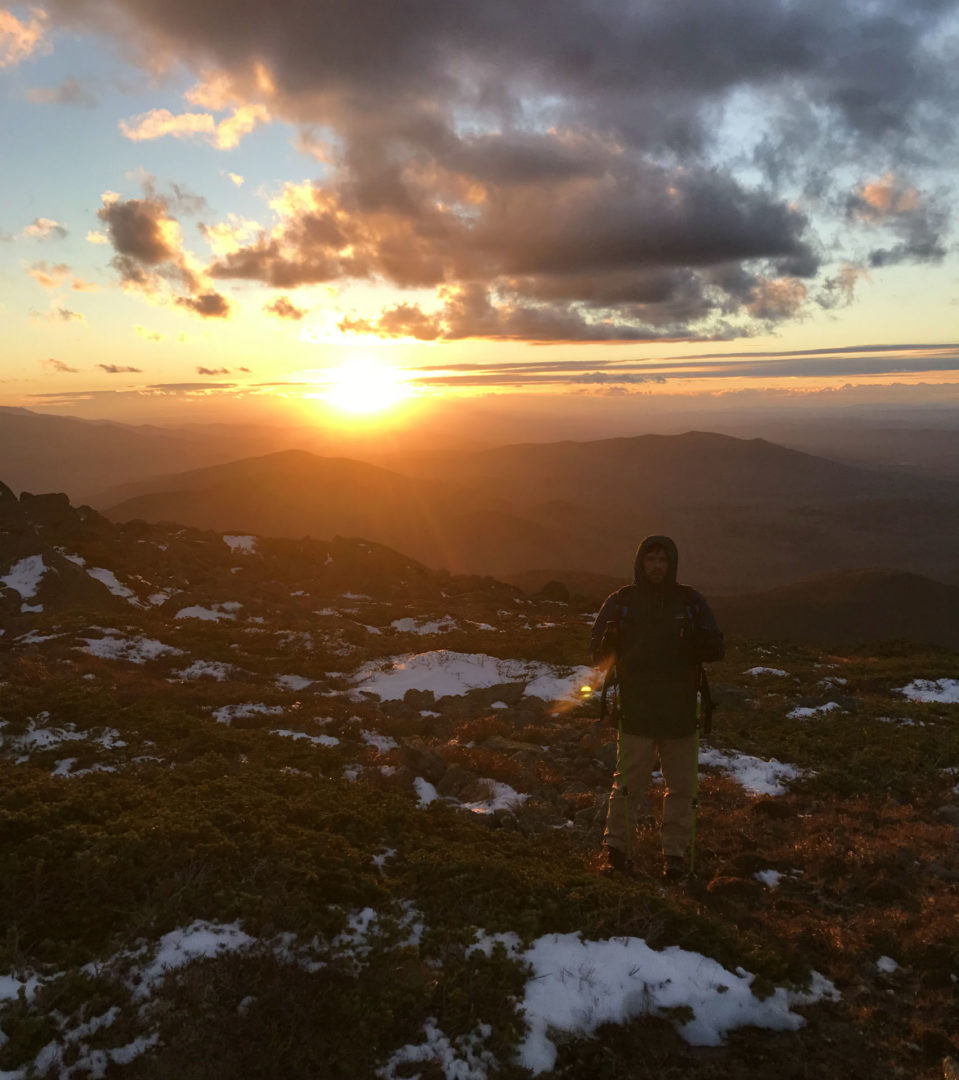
left=47, top=0, right=959, bottom=343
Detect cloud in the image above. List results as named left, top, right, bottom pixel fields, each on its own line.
left=0, top=7, right=46, bottom=67
left=263, top=295, right=306, bottom=320
left=196, top=366, right=230, bottom=375
left=55, top=307, right=84, bottom=321
left=26, top=76, right=98, bottom=106
left=119, top=104, right=269, bottom=149
left=86, top=230, right=109, bottom=245
left=176, top=291, right=230, bottom=318
left=98, top=363, right=142, bottom=373
left=134, top=324, right=163, bottom=341
left=227, top=172, right=244, bottom=186
left=27, top=261, right=70, bottom=288
left=44, top=0, right=959, bottom=342
left=46, top=357, right=80, bottom=373
left=847, top=173, right=949, bottom=267
left=95, top=187, right=232, bottom=318
left=23, top=217, right=67, bottom=240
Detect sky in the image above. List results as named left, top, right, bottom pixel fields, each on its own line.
left=1, top=0, right=958, bottom=430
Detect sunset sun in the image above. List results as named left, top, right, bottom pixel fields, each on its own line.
left=323, top=358, right=413, bottom=415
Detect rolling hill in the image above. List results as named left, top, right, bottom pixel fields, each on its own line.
left=98, top=433, right=959, bottom=593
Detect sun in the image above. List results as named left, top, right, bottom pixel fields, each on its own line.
left=323, top=357, right=413, bottom=415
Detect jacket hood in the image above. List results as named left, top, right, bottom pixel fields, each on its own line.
left=634, top=534, right=679, bottom=587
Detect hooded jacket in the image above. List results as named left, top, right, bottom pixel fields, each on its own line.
left=590, top=535, right=723, bottom=738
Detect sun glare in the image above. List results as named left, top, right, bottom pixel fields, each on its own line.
left=323, top=357, right=412, bottom=415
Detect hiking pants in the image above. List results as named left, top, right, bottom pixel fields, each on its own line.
left=604, top=732, right=698, bottom=858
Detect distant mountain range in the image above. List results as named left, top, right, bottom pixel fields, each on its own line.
left=2, top=480, right=957, bottom=649
left=96, top=432, right=959, bottom=593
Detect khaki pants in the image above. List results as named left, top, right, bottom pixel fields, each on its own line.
left=604, top=732, right=697, bottom=858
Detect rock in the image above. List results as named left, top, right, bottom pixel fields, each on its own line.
left=435, top=763, right=479, bottom=798
left=398, top=739, right=446, bottom=783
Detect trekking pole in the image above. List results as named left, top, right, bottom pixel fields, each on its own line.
left=689, top=694, right=701, bottom=876
left=612, top=680, right=632, bottom=864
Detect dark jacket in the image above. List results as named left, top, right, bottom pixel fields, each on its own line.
left=590, top=535, right=723, bottom=739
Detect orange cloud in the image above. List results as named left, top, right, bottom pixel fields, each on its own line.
left=119, top=105, right=269, bottom=149
left=0, top=7, right=46, bottom=68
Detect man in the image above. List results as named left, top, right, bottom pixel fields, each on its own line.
left=591, top=535, right=723, bottom=880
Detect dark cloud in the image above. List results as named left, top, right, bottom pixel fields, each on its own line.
left=45, top=358, right=79, bottom=373
left=176, top=292, right=231, bottom=318
left=98, top=364, right=142, bottom=373
left=26, top=76, right=98, bottom=107
left=55, top=307, right=84, bottom=321
left=98, top=196, right=179, bottom=266
left=196, top=366, right=230, bottom=375
left=263, top=295, right=306, bottom=320
left=96, top=190, right=229, bottom=315
left=49, top=0, right=959, bottom=341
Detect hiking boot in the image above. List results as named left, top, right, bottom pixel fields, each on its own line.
left=663, top=855, right=689, bottom=882
left=602, top=845, right=632, bottom=875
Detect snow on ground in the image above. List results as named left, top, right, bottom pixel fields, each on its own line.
left=461, top=780, right=528, bottom=815
left=76, top=631, right=184, bottom=664
left=362, top=730, right=398, bottom=753
left=876, top=956, right=899, bottom=974
left=275, top=674, right=313, bottom=691
left=390, top=616, right=459, bottom=634
left=754, top=870, right=782, bottom=888
left=376, top=1019, right=496, bottom=1080
left=223, top=534, right=257, bottom=553
left=212, top=703, right=285, bottom=725
left=86, top=567, right=144, bottom=607
left=175, top=602, right=242, bottom=621
left=2, top=554, right=47, bottom=603
left=743, top=667, right=788, bottom=677
left=499, top=932, right=838, bottom=1073
left=786, top=702, right=842, bottom=719
left=170, top=660, right=236, bottom=681
left=699, top=747, right=806, bottom=796
left=270, top=729, right=340, bottom=747
left=896, top=678, right=959, bottom=704
left=350, top=651, right=592, bottom=703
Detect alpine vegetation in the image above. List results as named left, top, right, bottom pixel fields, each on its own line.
left=1, top=483, right=957, bottom=1078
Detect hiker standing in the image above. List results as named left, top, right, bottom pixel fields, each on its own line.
left=591, top=535, right=723, bottom=880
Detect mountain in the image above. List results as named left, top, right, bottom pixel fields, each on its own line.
left=714, top=569, right=959, bottom=650
left=98, top=432, right=959, bottom=593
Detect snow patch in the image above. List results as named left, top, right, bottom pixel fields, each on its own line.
left=76, top=631, right=184, bottom=664
left=175, top=602, right=242, bottom=621
left=223, top=534, right=257, bottom=553
left=513, top=932, right=838, bottom=1073
left=743, top=667, right=788, bottom=677
left=2, top=554, right=47, bottom=599
left=699, top=747, right=806, bottom=796
left=270, top=729, right=340, bottom=747
left=212, top=703, right=284, bottom=725
left=896, top=679, right=959, bottom=704
left=786, top=702, right=842, bottom=719
left=351, top=650, right=592, bottom=703
left=86, top=567, right=144, bottom=607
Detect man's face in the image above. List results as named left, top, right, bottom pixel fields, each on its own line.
left=642, top=546, right=669, bottom=584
